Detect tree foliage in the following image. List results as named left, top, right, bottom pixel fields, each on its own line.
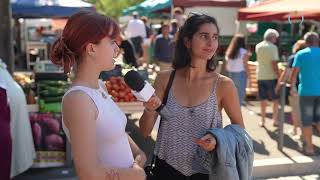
left=85, top=0, right=144, bottom=20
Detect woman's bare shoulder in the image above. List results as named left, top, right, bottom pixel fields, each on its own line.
left=156, top=70, right=173, bottom=82
left=154, top=70, right=175, bottom=89
left=216, top=74, right=236, bottom=95
left=62, top=90, right=97, bottom=125
left=218, top=74, right=234, bottom=86
left=63, top=90, right=93, bottom=106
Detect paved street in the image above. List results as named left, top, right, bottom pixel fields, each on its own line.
left=257, top=174, right=320, bottom=180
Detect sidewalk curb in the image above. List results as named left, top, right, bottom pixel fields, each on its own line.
left=253, top=156, right=320, bottom=178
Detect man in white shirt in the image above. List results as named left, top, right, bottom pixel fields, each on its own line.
left=125, top=12, right=146, bottom=57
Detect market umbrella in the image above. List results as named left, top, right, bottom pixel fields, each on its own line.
left=173, top=0, right=246, bottom=7
left=122, top=0, right=172, bottom=16
left=11, top=0, right=95, bottom=18
left=238, top=0, right=320, bottom=21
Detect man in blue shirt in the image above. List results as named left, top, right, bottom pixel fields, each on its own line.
left=291, top=32, right=320, bottom=156
left=153, top=23, right=174, bottom=71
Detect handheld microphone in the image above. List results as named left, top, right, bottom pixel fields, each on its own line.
left=124, top=70, right=172, bottom=119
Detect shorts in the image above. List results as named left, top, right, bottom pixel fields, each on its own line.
left=299, top=96, right=320, bottom=127
left=258, top=80, right=279, bottom=100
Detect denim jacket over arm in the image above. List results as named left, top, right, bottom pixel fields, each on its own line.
left=193, top=124, right=254, bottom=180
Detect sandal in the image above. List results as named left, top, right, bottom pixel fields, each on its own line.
left=272, top=121, right=279, bottom=127
left=258, top=121, right=265, bottom=127
left=303, top=150, right=316, bottom=156
left=288, top=129, right=297, bottom=136
left=312, top=124, right=320, bottom=136
left=301, top=147, right=316, bottom=156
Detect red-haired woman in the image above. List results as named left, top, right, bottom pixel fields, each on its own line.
left=50, top=11, right=146, bottom=180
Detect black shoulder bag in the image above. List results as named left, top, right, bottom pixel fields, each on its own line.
left=145, top=70, right=176, bottom=180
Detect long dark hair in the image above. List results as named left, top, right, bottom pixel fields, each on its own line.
left=172, top=13, right=220, bottom=71
left=225, top=34, right=246, bottom=60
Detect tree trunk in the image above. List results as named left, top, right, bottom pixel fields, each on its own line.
left=0, top=0, right=14, bottom=73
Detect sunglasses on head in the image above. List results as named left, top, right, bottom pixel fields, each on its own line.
left=187, top=11, right=211, bottom=18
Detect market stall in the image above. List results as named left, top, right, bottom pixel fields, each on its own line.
left=238, top=0, right=320, bottom=21
left=11, top=0, right=95, bottom=19
left=122, top=0, right=172, bottom=17
left=11, top=0, right=96, bottom=70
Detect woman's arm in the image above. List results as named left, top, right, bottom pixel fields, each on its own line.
left=275, top=67, right=290, bottom=94
left=139, top=71, right=170, bottom=138
left=198, top=76, right=245, bottom=152
left=218, top=77, right=245, bottom=128
left=290, top=67, right=299, bottom=96
left=63, top=91, right=145, bottom=180
left=127, top=135, right=147, bottom=168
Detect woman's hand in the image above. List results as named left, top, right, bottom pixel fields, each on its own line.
left=290, top=87, right=298, bottom=96
left=134, top=153, right=147, bottom=168
left=131, top=163, right=146, bottom=180
left=275, top=82, right=284, bottom=95
left=196, top=134, right=217, bottom=152
left=143, top=95, right=162, bottom=112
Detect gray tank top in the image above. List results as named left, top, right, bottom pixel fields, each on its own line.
left=155, top=75, right=222, bottom=176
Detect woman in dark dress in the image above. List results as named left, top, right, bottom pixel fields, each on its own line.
left=0, top=85, right=12, bottom=180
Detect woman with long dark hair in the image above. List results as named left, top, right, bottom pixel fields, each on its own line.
left=225, top=34, right=251, bottom=105
left=50, top=11, right=146, bottom=180
left=139, top=13, right=245, bottom=180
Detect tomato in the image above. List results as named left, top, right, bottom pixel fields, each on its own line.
left=112, top=84, right=120, bottom=91
left=130, top=96, right=136, bottom=102
left=119, top=99, right=125, bottom=102
left=118, top=91, right=126, bottom=98
left=125, top=88, right=131, bottom=93
left=124, top=95, right=130, bottom=102
left=110, top=90, right=118, bottom=98
left=119, top=84, right=126, bottom=90
left=117, top=77, right=125, bottom=84
left=128, top=93, right=134, bottom=98
left=105, top=81, right=112, bottom=90
left=114, top=97, right=119, bottom=102
left=109, top=77, right=117, bottom=84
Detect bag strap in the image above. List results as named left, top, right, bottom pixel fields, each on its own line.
left=150, top=70, right=176, bottom=166
left=162, top=70, right=176, bottom=106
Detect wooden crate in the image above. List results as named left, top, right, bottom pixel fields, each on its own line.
left=117, top=102, right=144, bottom=114
left=246, top=61, right=258, bottom=97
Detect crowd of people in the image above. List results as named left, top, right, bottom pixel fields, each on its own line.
left=224, top=27, right=320, bottom=157
left=119, top=7, right=186, bottom=71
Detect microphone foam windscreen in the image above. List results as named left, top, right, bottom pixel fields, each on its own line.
left=124, top=70, right=145, bottom=92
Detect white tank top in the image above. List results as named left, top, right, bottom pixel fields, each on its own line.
left=62, top=80, right=134, bottom=168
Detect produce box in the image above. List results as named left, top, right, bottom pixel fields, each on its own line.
left=37, top=80, right=69, bottom=113
left=105, top=76, right=137, bottom=103
left=104, top=76, right=145, bottom=113
left=117, top=102, right=144, bottom=114
left=29, top=113, right=66, bottom=168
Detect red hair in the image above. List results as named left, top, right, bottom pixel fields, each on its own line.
left=50, top=11, right=119, bottom=73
